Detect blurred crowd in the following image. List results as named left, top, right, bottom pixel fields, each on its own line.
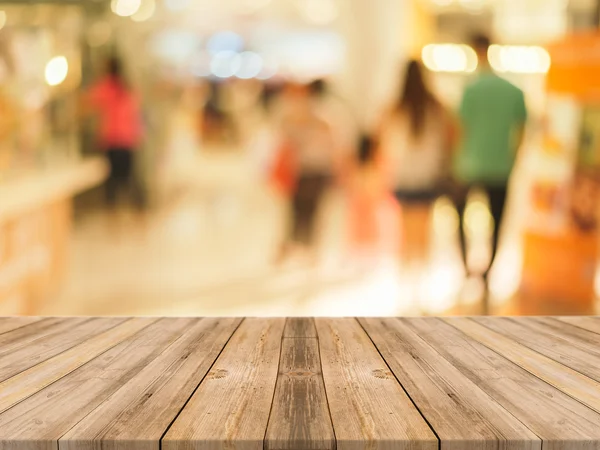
left=85, top=32, right=528, bottom=312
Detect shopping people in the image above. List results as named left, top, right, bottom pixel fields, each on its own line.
left=377, top=60, right=456, bottom=272
left=84, top=56, right=145, bottom=209
left=274, top=82, right=338, bottom=265
left=453, top=33, right=528, bottom=312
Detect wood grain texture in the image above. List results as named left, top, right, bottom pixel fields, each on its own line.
left=1, top=317, right=600, bottom=450
left=0, top=318, right=196, bottom=450
left=162, top=318, right=286, bottom=450
left=60, top=318, right=242, bottom=450
left=472, top=317, right=600, bottom=385
left=359, top=318, right=540, bottom=450
left=556, top=316, right=600, bottom=335
left=265, top=336, right=335, bottom=450
left=523, top=317, right=600, bottom=354
left=0, top=318, right=81, bottom=355
left=0, top=317, right=155, bottom=414
left=452, top=317, right=600, bottom=414
left=315, top=318, right=437, bottom=450
left=284, top=318, right=317, bottom=338
left=410, top=318, right=600, bottom=449
left=0, top=317, right=126, bottom=382
left=0, top=317, right=43, bottom=335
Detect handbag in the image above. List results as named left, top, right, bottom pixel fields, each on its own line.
left=270, top=139, right=297, bottom=195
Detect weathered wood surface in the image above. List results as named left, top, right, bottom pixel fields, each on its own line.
left=1, top=316, right=600, bottom=450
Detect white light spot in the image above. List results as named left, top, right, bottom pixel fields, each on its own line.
left=45, top=56, right=69, bottom=86
left=210, top=51, right=242, bottom=79
left=111, top=0, right=142, bottom=17
left=236, top=52, right=263, bottom=79
left=132, top=0, right=156, bottom=21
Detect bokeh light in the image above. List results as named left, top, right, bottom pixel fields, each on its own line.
left=236, top=52, right=263, bottom=79
left=488, top=45, right=551, bottom=74
left=422, top=44, right=478, bottom=73
left=132, top=0, right=156, bottom=22
left=111, top=0, right=142, bottom=17
left=210, top=51, right=243, bottom=79
left=0, top=10, right=7, bottom=30
left=207, top=31, right=244, bottom=55
left=164, top=0, right=191, bottom=12
left=300, top=0, right=339, bottom=25
left=45, top=56, right=69, bottom=86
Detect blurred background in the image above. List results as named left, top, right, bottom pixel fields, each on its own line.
left=1, top=0, right=599, bottom=317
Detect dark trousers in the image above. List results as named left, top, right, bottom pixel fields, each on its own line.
left=105, top=148, right=143, bottom=207
left=291, top=173, right=330, bottom=246
left=454, top=185, right=508, bottom=279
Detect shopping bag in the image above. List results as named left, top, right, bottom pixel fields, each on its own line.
left=270, top=140, right=297, bottom=195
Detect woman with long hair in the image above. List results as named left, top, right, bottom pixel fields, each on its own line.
left=378, top=59, right=457, bottom=272
left=85, top=56, right=144, bottom=209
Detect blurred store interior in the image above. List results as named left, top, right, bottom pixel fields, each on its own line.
left=1, top=0, right=600, bottom=317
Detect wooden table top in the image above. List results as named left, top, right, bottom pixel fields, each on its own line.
left=1, top=317, right=600, bottom=450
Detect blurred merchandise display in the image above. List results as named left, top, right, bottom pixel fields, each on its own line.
left=520, top=32, right=600, bottom=314
left=0, top=3, right=107, bottom=314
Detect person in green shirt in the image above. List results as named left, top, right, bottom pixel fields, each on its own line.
left=454, top=33, right=527, bottom=307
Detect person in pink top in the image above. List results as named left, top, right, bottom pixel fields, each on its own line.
left=85, top=56, right=144, bottom=208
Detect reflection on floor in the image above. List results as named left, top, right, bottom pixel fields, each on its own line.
left=43, top=154, right=535, bottom=317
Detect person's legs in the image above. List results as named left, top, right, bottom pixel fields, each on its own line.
left=484, top=185, right=509, bottom=280
left=401, top=202, right=432, bottom=267
left=453, top=186, right=469, bottom=274
left=396, top=191, right=435, bottom=268
left=291, top=175, right=313, bottom=245
left=105, top=150, right=119, bottom=207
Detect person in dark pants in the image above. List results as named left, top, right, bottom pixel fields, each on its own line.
left=454, top=33, right=528, bottom=313
left=291, top=174, right=330, bottom=246
left=275, top=83, right=337, bottom=265
left=106, top=147, right=136, bottom=206
left=84, top=56, right=144, bottom=209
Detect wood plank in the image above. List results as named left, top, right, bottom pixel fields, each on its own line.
left=556, top=316, right=600, bottom=335
left=473, top=317, right=600, bottom=385
left=452, top=317, right=600, bottom=414
left=265, top=337, right=335, bottom=450
left=0, top=317, right=44, bottom=335
left=0, top=317, right=126, bottom=382
left=359, top=318, right=540, bottom=450
left=523, top=317, right=600, bottom=353
left=407, top=318, right=600, bottom=449
left=315, top=318, right=437, bottom=450
left=0, top=318, right=198, bottom=450
left=0, top=317, right=155, bottom=414
left=60, top=318, right=242, bottom=450
left=284, top=318, right=317, bottom=338
left=162, top=318, right=285, bottom=450
left=0, top=318, right=80, bottom=353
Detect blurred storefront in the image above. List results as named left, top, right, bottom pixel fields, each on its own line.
left=0, top=1, right=107, bottom=314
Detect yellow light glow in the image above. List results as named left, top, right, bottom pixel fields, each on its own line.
left=111, top=0, right=142, bottom=17
left=300, top=0, right=339, bottom=25
left=422, top=44, right=478, bottom=73
left=488, top=45, right=551, bottom=74
left=131, top=0, right=155, bottom=22
left=433, top=198, right=459, bottom=238
left=0, top=11, right=7, bottom=30
left=45, top=56, right=69, bottom=87
left=465, top=199, right=492, bottom=236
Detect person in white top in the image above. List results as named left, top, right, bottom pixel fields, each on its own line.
left=275, top=82, right=338, bottom=264
left=377, top=60, right=457, bottom=269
